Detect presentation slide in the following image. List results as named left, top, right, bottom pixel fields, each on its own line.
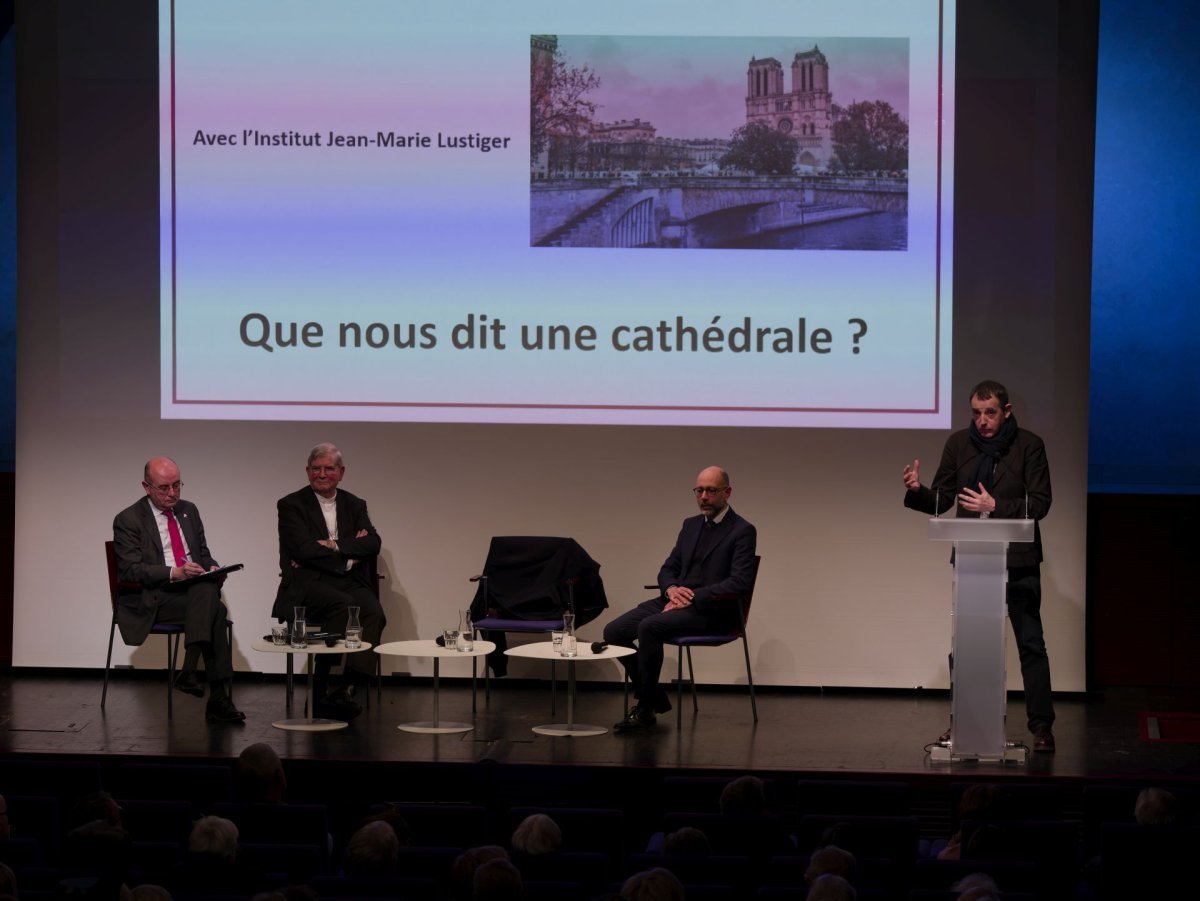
left=160, top=0, right=953, bottom=427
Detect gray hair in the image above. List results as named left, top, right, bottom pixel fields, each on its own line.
left=307, top=443, right=344, bottom=467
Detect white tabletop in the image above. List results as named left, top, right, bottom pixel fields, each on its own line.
left=251, top=638, right=373, bottom=655
left=375, top=639, right=496, bottom=659
left=504, top=641, right=634, bottom=662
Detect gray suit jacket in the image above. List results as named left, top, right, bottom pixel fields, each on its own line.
left=112, top=497, right=218, bottom=645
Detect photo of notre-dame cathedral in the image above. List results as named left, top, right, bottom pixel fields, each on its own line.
left=745, top=46, right=833, bottom=170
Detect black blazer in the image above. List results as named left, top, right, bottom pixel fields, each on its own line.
left=272, top=486, right=381, bottom=619
left=657, top=507, right=757, bottom=617
left=112, top=497, right=218, bottom=644
left=904, top=426, right=1052, bottom=568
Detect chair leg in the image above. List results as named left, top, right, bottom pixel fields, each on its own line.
left=286, top=653, right=294, bottom=712
left=101, top=620, right=117, bottom=709
left=166, top=633, right=181, bottom=719
left=741, top=634, right=758, bottom=723
left=226, top=621, right=234, bottom=701
left=676, top=648, right=684, bottom=729
left=687, top=647, right=699, bottom=712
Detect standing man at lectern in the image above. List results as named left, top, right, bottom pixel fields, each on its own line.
left=604, top=465, right=757, bottom=733
left=901, top=380, right=1055, bottom=751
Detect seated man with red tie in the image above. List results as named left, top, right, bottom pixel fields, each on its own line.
left=112, top=456, right=244, bottom=724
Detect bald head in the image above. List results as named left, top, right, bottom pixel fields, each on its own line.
left=693, top=466, right=732, bottom=517
left=142, top=457, right=183, bottom=511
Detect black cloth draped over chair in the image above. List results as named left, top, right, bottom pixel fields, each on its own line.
left=469, top=536, right=607, bottom=677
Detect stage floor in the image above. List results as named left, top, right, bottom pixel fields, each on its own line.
left=3, top=670, right=1198, bottom=785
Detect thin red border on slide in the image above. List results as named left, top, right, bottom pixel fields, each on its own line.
left=168, top=1, right=945, bottom=417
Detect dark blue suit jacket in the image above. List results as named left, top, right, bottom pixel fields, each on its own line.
left=657, top=507, right=757, bottom=619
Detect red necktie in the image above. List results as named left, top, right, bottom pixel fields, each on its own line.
left=164, top=509, right=187, bottom=566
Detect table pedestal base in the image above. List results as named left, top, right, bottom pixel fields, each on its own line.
left=271, top=717, right=348, bottom=732
left=532, top=722, right=607, bottom=737
left=399, top=721, right=474, bottom=735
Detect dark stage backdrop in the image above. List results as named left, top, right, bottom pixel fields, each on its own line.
left=9, top=1, right=1094, bottom=693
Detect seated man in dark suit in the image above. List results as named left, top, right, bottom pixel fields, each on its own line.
left=273, top=442, right=385, bottom=721
left=604, top=465, right=757, bottom=732
left=112, top=456, right=244, bottom=723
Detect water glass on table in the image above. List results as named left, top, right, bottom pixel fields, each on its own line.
left=270, top=624, right=289, bottom=646
left=443, top=629, right=459, bottom=651
left=551, top=629, right=565, bottom=654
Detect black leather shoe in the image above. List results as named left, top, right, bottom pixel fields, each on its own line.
left=1033, top=728, right=1056, bottom=752
left=315, top=687, right=363, bottom=722
left=205, top=696, right=246, bottom=724
left=174, top=671, right=205, bottom=698
left=613, top=706, right=656, bottom=733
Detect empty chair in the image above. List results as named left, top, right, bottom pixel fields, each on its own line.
left=468, top=536, right=607, bottom=694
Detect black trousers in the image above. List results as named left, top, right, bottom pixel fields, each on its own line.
left=157, top=581, right=232, bottom=685
left=292, top=572, right=385, bottom=686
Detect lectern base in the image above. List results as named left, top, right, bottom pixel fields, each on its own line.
left=929, top=742, right=1029, bottom=765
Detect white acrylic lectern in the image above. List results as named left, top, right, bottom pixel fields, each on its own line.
left=928, top=517, right=1034, bottom=763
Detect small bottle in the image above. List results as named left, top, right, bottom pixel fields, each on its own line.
left=459, top=610, right=474, bottom=652
left=344, top=605, right=362, bottom=649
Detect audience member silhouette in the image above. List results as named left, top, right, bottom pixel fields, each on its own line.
left=936, top=783, right=1001, bottom=860
left=343, top=820, right=399, bottom=877
left=806, top=845, right=857, bottom=884
left=1134, top=786, right=1178, bottom=825
left=511, top=813, right=562, bottom=856
left=181, top=815, right=265, bottom=895
left=450, top=846, right=509, bottom=901
left=472, top=857, right=523, bottom=901
left=234, top=742, right=288, bottom=802
left=663, top=826, right=711, bottom=856
left=807, top=873, right=858, bottom=901
left=621, top=867, right=686, bottom=901
left=951, top=872, right=1000, bottom=901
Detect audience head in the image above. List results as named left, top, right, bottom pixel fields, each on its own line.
left=511, top=813, right=562, bottom=856
left=130, top=886, right=173, bottom=901
left=951, top=872, right=1000, bottom=901
left=719, top=775, right=767, bottom=816
left=807, top=873, right=858, bottom=901
left=345, top=820, right=399, bottom=876
left=620, top=867, right=685, bottom=901
left=450, top=846, right=509, bottom=901
left=235, top=743, right=287, bottom=802
left=663, top=826, right=711, bottom=856
left=364, top=805, right=413, bottom=846
left=68, top=790, right=123, bottom=831
left=805, top=845, right=856, bottom=883
left=62, top=818, right=133, bottom=890
left=956, top=783, right=1001, bottom=822
left=0, top=862, right=15, bottom=897
left=188, top=816, right=239, bottom=862
left=473, top=857, right=523, bottom=901
left=1134, top=786, right=1178, bottom=825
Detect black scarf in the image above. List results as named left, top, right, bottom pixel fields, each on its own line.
left=967, top=414, right=1018, bottom=493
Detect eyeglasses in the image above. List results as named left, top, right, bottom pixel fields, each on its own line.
left=145, top=481, right=183, bottom=494
left=308, top=466, right=342, bottom=475
left=692, top=486, right=727, bottom=496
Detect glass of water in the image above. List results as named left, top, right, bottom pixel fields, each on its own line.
left=270, top=624, right=289, bottom=646
left=551, top=630, right=565, bottom=654
left=344, top=606, right=362, bottom=649
left=290, top=618, right=308, bottom=649
left=443, top=629, right=459, bottom=651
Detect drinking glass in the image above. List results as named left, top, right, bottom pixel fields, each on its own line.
left=443, top=629, right=459, bottom=651
left=290, top=618, right=308, bottom=649
left=270, top=624, right=289, bottom=646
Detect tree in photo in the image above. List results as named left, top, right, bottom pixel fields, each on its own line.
left=831, top=100, right=909, bottom=173
left=719, top=121, right=799, bottom=175
left=531, top=47, right=600, bottom=168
